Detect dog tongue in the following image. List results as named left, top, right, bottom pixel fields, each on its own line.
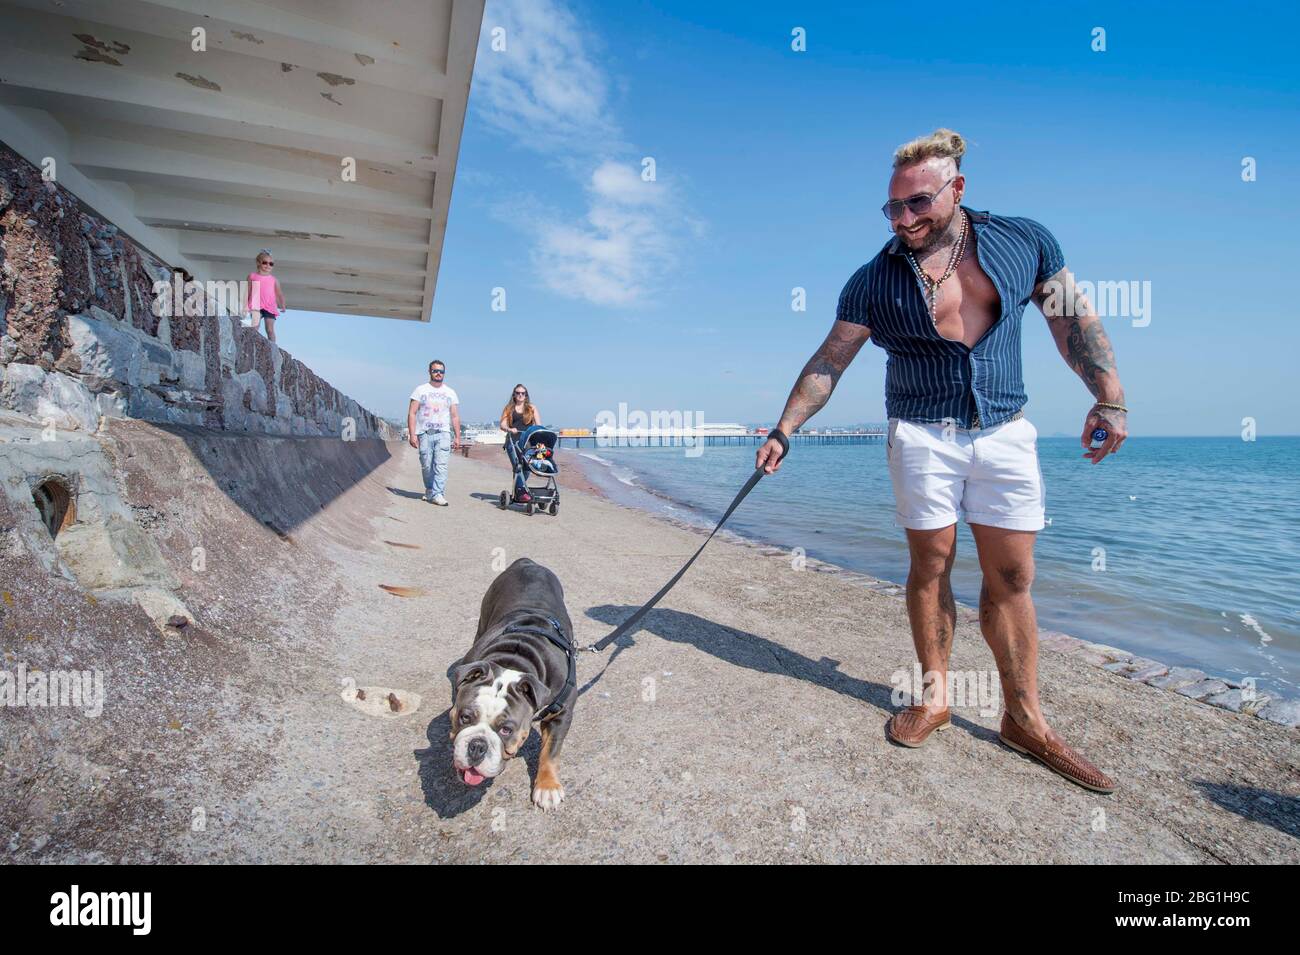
left=461, top=767, right=485, bottom=786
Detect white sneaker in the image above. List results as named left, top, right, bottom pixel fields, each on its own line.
left=432, top=494, right=449, bottom=506
left=422, top=491, right=435, bottom=503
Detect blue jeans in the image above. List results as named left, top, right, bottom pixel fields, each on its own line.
left=504, top=436, right=528, bottom=493
left=418, top=430, right=451, bottom=496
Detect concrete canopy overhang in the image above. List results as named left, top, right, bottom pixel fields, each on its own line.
left=0, top=0, right=485, bottom=322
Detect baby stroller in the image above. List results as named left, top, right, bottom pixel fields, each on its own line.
left=499, top=425, right=560, bottom=516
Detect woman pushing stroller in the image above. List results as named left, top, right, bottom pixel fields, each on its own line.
left=500, top=384, right=541, bottom=503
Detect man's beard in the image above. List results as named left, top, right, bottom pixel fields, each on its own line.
left=899, top=205, right=959, bottom=254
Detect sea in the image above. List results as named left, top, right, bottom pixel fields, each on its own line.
left=567, top=436, right=1300, bottom=703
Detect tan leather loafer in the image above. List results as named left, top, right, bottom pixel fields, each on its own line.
left=886, top=706, right=952, bottom=747
left=999, top=713, right=1116, bottom=794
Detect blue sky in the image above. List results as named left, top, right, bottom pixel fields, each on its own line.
left=284, top=0, right=1299, bottom=436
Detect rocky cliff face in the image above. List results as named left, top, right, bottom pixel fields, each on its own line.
left=0, top=141, right=394, bottom=440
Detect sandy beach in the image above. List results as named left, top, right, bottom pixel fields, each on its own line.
left=2, top=422, right=1297, bottom=864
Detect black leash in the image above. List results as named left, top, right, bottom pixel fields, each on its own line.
left=584, top=429, right=789, bottom=654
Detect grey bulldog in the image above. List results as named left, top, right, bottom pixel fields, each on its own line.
left=449, top=557, right=576, bottom=809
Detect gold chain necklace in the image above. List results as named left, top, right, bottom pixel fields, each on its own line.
left=905, top=211, right=968, bottom=325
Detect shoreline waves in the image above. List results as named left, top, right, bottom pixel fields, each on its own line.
left=557, top=447, right=1300, bottom=728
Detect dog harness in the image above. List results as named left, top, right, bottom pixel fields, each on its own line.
left=501, top=616, right=575, bottom=722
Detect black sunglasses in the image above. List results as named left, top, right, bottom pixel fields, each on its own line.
left=514, top=390, right=528, bottom=396
left=881, top=178, right=956, bottom=220
left=259, top=260, right=274, bottom=266
left=430, top=367, right=445, bottom=374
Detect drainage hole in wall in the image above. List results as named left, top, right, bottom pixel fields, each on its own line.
left=32, top=478, right=76, bottom=538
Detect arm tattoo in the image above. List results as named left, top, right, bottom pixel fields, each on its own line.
left=778, top=324, right=868, bottom=431
left=1036, top=268, right=1124, bottom=403
left=1063, top=318, right=1118, bottom=399
left=786, top=354, right=840, bottom=422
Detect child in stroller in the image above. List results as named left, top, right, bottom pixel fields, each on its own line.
left=500, top=425, right=560, bottom=516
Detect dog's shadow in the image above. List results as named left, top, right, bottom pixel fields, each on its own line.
left=414, top=696, right=545, bottom=820
left=584, top=604, right=997, bottom=740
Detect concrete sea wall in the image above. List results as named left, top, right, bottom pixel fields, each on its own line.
left=0, top=141, right=395, bottom=440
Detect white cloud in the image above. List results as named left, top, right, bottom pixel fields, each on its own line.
left=523, top=161, right=678, bottom=306
left=476, top=0, right=619, bottom=151
left=474, top=0, right=697, bottom=306
left=590, top=161, right=662, bottom=205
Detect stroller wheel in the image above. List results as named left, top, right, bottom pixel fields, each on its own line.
left=548, top=500, right=558, bottom=516
left=499, top=490, right=508, bottom=509
left=526, top=501, right=536, bottom=516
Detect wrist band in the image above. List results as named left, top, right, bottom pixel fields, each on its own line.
left=1095, top=401, right=1128, bottom=412
left=768, top=428, right=791, bottom=459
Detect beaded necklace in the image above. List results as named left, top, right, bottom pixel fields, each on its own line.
left=905, top=211, right=969, bottom=325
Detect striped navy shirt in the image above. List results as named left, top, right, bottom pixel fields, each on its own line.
left=836, top=207, right=1064, bottom=429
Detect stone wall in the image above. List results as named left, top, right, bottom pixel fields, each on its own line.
left=0, top=141, right=395, bottom=440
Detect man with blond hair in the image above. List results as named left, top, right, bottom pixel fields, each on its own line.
left=757, top=128, right=1128, bottom=793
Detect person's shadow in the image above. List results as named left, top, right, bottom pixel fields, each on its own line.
left=386, top=486, right=425, bottom=500
left=1194, top=781, right=1300, bottom=840
left=583, top=604, right=996, bottom=740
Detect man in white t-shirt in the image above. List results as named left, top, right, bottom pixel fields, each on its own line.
left=407, top=359, right=461, bottom=505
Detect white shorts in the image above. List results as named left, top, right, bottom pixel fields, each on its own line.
left=886, top=416, right=1045, bottom=531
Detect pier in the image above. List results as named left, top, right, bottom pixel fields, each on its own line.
left=554, top=430, right=885, bottom=449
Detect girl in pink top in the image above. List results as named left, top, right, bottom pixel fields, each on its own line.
left=246, top=249, right=286, bottom=343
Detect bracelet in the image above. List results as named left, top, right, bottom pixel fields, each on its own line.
left=1094, top=401, right=1128, bottom=413
left=768, top=428, right=791, bottom=459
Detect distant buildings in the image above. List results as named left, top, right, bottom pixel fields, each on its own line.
left=594, top=421, right=749, bottom=440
